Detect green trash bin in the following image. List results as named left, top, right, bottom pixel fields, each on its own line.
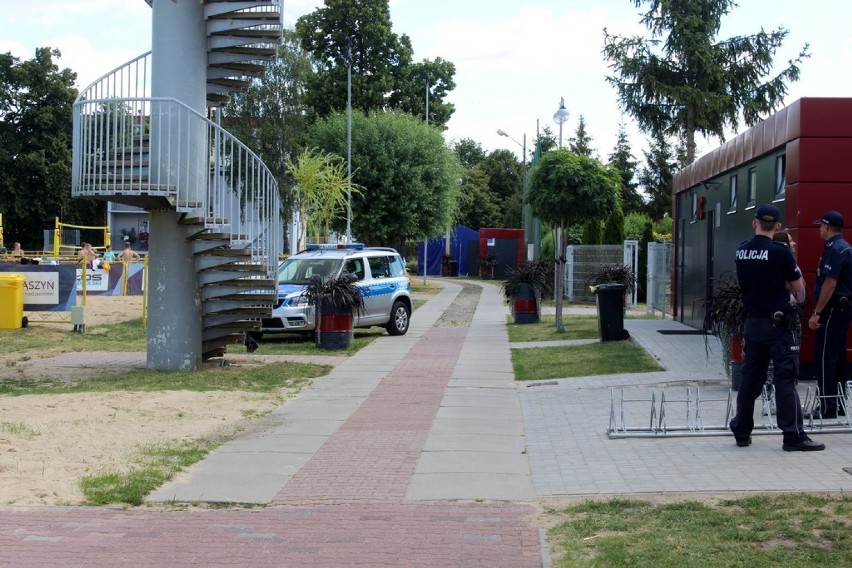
left=0, top=273, right=25, bottom=330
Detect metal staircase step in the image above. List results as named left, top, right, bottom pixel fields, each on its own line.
left=199, top=271, right=270, bottom=285
left=207, top=78, right=252, bottom=91
left=209, top=61, right=265, bottom=74
left=180, top=215, right=230, bottom=226
left=204, top=1, right=280, bottom=19
left=203, top=323, right=259, bottom=342
left=201, top=262, right=265, bottom=271
left=209, top=45, right=276, bottom=58
left=202, top=284, right=274, bottom=301
left=195, top=256, right=258, bottom=271
left=210, top=28, right=281, bottom=41
left=195, top=248, right=254, bottom=260
left=204, top=305, right=271, bottom=316
left=188, top=232, right=248, bottom=241
left=91, top=159, right=150, bottom=169
left=202, top=335, right=249, bottom=360
left=204, top=299, right=273, bottom=313
left=82, top=173, right=152, bottom=183
left=208, top=51, right=270, bottom=66
left=204, top=313, right=262, bottom=328
left=207, top=67, right=263, bottom=81
left=205, top=291, right=275, bottom=303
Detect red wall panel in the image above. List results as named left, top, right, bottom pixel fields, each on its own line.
left=796, top=138, right=852, bottom=183
left=798, top=98, right=852, bottom=137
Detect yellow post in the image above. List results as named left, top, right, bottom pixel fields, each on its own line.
left=54, top=217, right=61, bottom=257
left=80, top=261, right=87, bottom=306
left=104, top=225, right=111, bottom=249
left=142, top=255, right=148, bottom=328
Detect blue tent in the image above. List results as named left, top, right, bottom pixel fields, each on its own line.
left=416, top=225, right=479, bottom=276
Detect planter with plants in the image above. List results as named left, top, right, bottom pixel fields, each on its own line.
left=587, top=263, right=637, bottom=341
left=303, top=273, right=365, bottom=350
left=500, top=258, right=554, bottom=324
left=479, top=254, right=498, bottom=279
left=441, top=254, right=458, bottom=277
left=701, top=276, right=744, bottom=389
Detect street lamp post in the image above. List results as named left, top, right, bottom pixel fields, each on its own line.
left=497, top=129, right=530, bottom=258
left=553, top=96, right=570, bottom=149
left=423, top=73, right=429, bottom=285
left=345, top=41, right=353, bottom=243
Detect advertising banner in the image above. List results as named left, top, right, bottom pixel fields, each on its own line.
left=75, top=268, right=110, bottom=293
left=0, top=264, right=77, bottom=311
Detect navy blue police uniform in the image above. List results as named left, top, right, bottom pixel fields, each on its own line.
left=730, top=211, right=809, bottom=447
left=812, top=231, right=852, bottom=416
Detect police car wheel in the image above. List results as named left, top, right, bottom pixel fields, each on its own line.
left=385, top=301, right=410, bottom=336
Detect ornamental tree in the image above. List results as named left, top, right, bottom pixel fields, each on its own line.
left=527, top=150, right=621, bottom=331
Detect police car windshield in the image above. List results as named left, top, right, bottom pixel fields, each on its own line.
left=277, top=258, right=341, bottom=284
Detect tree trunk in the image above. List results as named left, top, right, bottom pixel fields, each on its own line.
left=554, top=222, right=566, bottom=333
left=685, top=104, right=696, bottom=164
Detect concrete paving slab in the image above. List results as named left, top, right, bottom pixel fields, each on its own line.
left=430, top=415, right=525, bottom=436
left=434, top=404, right=522, bottom=423
left=422, top=433, right=528, bottom=453
left=406, top=473, right=536, bottom=501
left=416, top=451, right=531, bottom=475
left=217, top=433, right=329, bottom=454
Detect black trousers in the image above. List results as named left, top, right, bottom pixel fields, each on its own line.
left=731, top=316, right=806, bottom=442
left=813, top=303, right=852, bottom=414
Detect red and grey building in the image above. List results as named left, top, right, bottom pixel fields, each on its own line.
left=672, top=97, right=852, bottom=373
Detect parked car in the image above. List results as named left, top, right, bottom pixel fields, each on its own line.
left=258, top=245, right=412, bottom=338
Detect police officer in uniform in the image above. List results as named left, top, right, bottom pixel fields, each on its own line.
left=730, top=204, right=824, bottom=451
left=807, top=210, right=852, bottom=419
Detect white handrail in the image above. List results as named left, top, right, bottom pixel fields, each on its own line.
left=71, top=51, right=281, bottom=277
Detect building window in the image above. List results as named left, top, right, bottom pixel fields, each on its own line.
left=728, top=175, right=737, bottom=213
left=775, top=155, right=786, bottom=198
left=691, top=192, right=697, bottom=222
left=747, top=167, right=757, bottom=207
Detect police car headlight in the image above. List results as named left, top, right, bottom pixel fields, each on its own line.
left=289, top=295, right=309, bottom=307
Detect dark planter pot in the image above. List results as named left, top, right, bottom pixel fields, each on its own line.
left=730, top=335, right=745, bottom=390
left=441, top=259, right=458, bottom=277
left=730, top=335, right=745, bottom=363
left=316, top=299, right=353, bottom=350
left=480, top=266, right=494, bottom=279
left=512, top=284, right=539, bottom=324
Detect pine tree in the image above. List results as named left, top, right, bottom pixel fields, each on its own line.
left=608, top=123, right=643, bottom=215
left=568, top=115, right=595, bottom=157
left=638, top=132, right=677, bottom=221
left=603, top=207, right=625, bottom=245
left=582, top=219, right=602, bottom=245
left=603, top=0, right=808, bottom=163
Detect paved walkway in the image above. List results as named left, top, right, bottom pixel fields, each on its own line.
left=2, top=281, right=851, bottom=566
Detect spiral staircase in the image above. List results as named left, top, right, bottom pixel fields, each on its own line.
left=71, top=1, right=283, bottom=361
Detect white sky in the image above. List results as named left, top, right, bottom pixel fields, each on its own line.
left=3, top=0, right=851, bottom=163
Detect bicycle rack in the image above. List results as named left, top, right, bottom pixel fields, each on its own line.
left=607, top=381, right=852, bottom=438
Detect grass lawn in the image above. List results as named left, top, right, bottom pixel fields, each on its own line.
left=254, top=326, right=387, bottom=356
left=511, top=340, right=663, bottom=381
left=547, top=493, right=852, bottom=567
left=506, top=314, right=600, bottom=342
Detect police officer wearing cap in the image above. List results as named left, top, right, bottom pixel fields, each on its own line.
left=731, top=204, right=824, bottom=451
left=807, top=210, right=852, bottom=419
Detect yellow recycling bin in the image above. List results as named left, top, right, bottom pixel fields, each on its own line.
left=0, top=273, right=25, bottom=330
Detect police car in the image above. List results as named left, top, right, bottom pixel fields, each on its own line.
left=259, top=244, right=412, bottom=337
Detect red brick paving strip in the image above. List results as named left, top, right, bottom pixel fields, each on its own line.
left=274, top=328, right=465, bottom=505
left=0, top=324, right=543, bottom=566
left=0, top=503, right=540, bottom=567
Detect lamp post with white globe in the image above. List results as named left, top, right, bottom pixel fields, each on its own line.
left=553, top=97, right=570, bottom=149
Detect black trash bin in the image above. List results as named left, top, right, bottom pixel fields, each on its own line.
left=594, top=283, right=629, bottom=342
left=447, top=260, right=458, bottom=277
